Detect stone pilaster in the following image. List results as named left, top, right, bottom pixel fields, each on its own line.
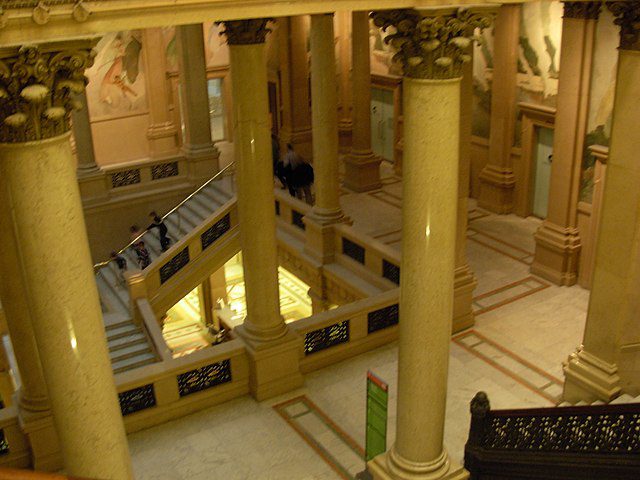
left=563, top=1, right=640, bottom=403
left=478, top=4, right=520, bottom=213
left=0, top=41, right=133, bottom=479
left=337, top=11, right=353, bottom=152
left=368, top=8, right=492, bottom=480
left=531, top=2, right=601, bottom=286
left=221, top=19, right=303, bottom=400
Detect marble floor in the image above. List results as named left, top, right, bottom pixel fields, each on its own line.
left=128, top=162, right=590, bottom=479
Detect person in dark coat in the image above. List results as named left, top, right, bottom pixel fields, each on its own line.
left=148, top=211, right=171, bottom=252
left=110, top=251, right=127, bottom=286
left=272, top=133, right=287, bottom=189
left=282, top=143, right=313, bottom=204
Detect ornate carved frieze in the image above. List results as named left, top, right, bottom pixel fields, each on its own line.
left=608, top=1, right=640, bottom=51
left=563, top=1, right=602, bottom=19
left=371, top=7, right=493, bottom=80
left=0, top=41, right=96, bottom=143
left=219, top=19, right=274, bottom=45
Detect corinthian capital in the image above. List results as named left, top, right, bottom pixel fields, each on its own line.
left=219, top=18, right=274, bottom=45
left=563, top=1, right=602, bottom=19
left=0, top=39, right=97, bottom=143
left=371, top=7, right=494, bottom=80
left=607, top=1, right=640, bottom=50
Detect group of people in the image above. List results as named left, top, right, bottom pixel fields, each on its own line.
left=272, top=134, right=314, bottom=205
left=110, top=211, right=172, bottom=285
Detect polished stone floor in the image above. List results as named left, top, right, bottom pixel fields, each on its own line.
left=128, top=162, right=589, bottom=479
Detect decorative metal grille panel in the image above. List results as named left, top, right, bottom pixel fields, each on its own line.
left=111, top=169, right=141, bottom=188
left=118, top=384, right=156, bottom=416
left=304, top=320, right=350, bottom=355
left=342, top=238, right=365, bottom=264
left=382, top=260, right=400, bottom=285
left=275, top=200, right=280, bottom=216
left=151, top=161, right=179, bottom=180
left=201, top=214, right=231, bottom=250
left=0, top=429, right=8, bottom=456
left=483, top=411, right=640, bottom=453
left=367, top=304, right=399, bottom=334
left=4, top=1, right=78, bottom=7
left=292, top=210, right=305, bottom=230
left=177, top=359, right=232, bottom=397
left=159, top=247, right=190, bottom=284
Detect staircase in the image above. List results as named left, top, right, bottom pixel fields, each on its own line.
left=464, top=391, right=640, bottom=480
left=94, top=168, right=235, bottom=374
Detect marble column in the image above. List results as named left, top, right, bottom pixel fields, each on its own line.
left=531, top=2, right=601, bottom=286
left=142, top=28, right=178, bottom=158
left=369, top=8, right=492, bottom=480
left=563, top=1, right=640, bottom=403
left=221, top=19, right=303, bottom=400
left=72, top=90, right=98, bottom=175
left=0, top=43, right=133, bottom=479
left=478, top=4, right=520, bottom=214
left=304, top=13, right=348, bottom=264
left=278, top=16, right=313, bottom=161
left=337, top=11, right=353, bottom=152
left=344, top=11, right=382, bottom=193
left=176, top=24, right=220, bottom=177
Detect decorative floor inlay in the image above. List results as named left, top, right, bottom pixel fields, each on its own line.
left=453, top=330, right=563, bottom=404
left=467, top=227, right=535, bottom=265
left=472, top=276, right=550, bottom=315
left=274, top=395, right=365, bottom=479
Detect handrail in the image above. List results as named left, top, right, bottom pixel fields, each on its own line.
left=93, top=162, right=235, bottom=269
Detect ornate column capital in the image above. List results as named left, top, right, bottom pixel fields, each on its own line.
left=608, top=1, right=640, bottom=50
left=0, top=39, right=97, bottom=143
left=563, top=1, right=602, bottom=19
left=219, top=18, right=274, bottom=45
left=371, top=7, right=494, bottom=80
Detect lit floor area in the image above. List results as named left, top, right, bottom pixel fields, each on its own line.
left=129, top=166, right=589, bottom=479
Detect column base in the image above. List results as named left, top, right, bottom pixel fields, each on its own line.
left=453, top=264, right=477, bottom=333
left=182, top=144, right=221, bottom=182
left=339, top=120, right=353, bottom=153
left=18, top=407, right=63, bottom=471
left=77, top=168, right=108, bottom=203
left=235, top=326, right=304, bottom=401
left=304, top=211, right=351, bottom=264
left=368, top=448, right=469, bottom=480
left=147, top=122, right=178, bottom=157
left=344, top=150, right=383, bottom=192
left=280, top=127, right=313, bottom=162
left=477, top=165, right=515, bottom=214
left=562, top=347, right=622, bottom=404
left=531, top=222, right=581, bottom=286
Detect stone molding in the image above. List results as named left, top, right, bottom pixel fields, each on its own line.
left=0, top=41, right=96, bottom=143
left=608, top=1, right=640, bottom=51
left=371, top=7, right=493, bottom=80
left=219, top=18, right=274, bottom=45
left=563, top=1, right=602, bottom=19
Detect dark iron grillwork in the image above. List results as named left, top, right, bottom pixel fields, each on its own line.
left=342, top=238, right=365, bottom=264
left=159, top=247, right=190, bottom=284
left=0, top=429, right=8, bottom=456
left=382, top=260, right=400, bottom=285
left=118, top=384, right=156, bottom=416
left=151, top=161, right=179, bottom=180
left=201, top=214, right=231, bottom=250
left=304, top=320, right=350, bottom=355
left=177, top=359, right=232, bottom=397
left=292, top=210, right=306, bottom=230
left=111, top=169, right=141, bottom=188
left=367, top=304, right=399, bottom=334
left=275, top=200, right=280, bottom=216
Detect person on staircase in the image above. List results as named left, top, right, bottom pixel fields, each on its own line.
left=148, top=211, right=171, bottom=252
left=110, top=251, right=128, bottom=286
left=134, top=241, right=151, bottom=270
left=282, top=143, right=314, bottom=204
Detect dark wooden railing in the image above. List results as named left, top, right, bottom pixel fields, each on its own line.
left=464, top=392, right=640, bottom=480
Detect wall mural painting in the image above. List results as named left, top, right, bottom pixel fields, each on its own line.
left=472, top=27, right=494, bottom=139
left=369, top=19, right=403, bottom=77
left=204, top=22, right=231, bottom=67
left=163, top=27, right=178, bottom=72
left=580, top=9, right=618, bottom=203
left=85, top=31, right=148, bottom=119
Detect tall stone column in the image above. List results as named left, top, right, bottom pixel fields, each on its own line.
left=369, top=8, right=492, bottom=480
left=563, top=1, right=640, bottom=402
left=531, top=2, right=601, bottom=286
left=278, top=16, right=313, bottom=161
left=221, top=19, right=303, bottom=400
left=337, top=11, right=353, bottom=152
left=142, top=28, right=178, bottom=158
left=478, top=4, right=520, bottom=213
left=0, top=43, right=133, bottom=479
left=176, top=24, right=221, bottom=178
left=305, top=13, right=348, bottom=264
left=344, top=11, right=382, bottom=193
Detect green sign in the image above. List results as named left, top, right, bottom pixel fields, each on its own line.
left=365, top=370, right=388, bottom=462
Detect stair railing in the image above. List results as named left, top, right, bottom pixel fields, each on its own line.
left=464, top=391, right=640, bottom=480
left=93, top=162, right=235, bottom=270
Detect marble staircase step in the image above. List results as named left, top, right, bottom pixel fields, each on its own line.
left=106, top=322, right=141, bottom=341
left=184, top=197, right=211, bottom=221
left=112, top=352, right=157, bottom=374
left=108, top=332, right=148, bottom=352
left=109, top=342, right=153, bottom=363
